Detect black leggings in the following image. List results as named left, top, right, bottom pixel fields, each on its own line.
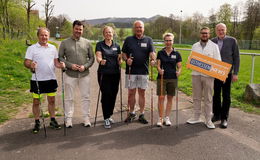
left=98, top=73, right=120, bottom=120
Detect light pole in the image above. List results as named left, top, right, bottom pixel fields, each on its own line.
left=179, top=10, right=183, bottom=44
left=55, top=26, right=60, bottom=39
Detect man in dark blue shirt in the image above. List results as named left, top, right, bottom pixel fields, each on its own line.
left=122, top=20, right=156, bottom=124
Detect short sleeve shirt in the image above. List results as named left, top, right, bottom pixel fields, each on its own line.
left=95, top=40, right=121, bottom=74
left=156, top=48, right=182, bottom=79
left=122, top=35, right=154, bottom=75
left=25, top=42, right=58, bottom=81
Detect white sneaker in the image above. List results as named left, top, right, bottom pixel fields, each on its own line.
left=186, top=117, right=203, bottom=124
left=164, top=117, right=172, bottom=126
left=65, top=118, right=72, bottom=128
left=108, top=117, right=115, bottom=124
left=156, top=117, right=163, bottom=127
left=84, top=118, right=91, bottom=127
left=205, top=120, right=215, bottom=129
left=104, top=119, right=111, bottom=129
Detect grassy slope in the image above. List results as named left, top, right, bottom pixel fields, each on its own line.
left=0, top=40, right=32, bottom=123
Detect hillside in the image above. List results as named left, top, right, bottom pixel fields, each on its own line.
left=83, top=15, right=161, bottom=27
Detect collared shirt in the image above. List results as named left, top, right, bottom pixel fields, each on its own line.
left=96, top=40, right=121, bottom=74
left=191, top=40, right=221, bottom=77
left=122, top=35, right=155, bottom=75
left=156, top=48, right=182, bottom=79
left=217, top=37, right=224, bottom=51
left=25, top=42, right=58, bottom=81
left=59, top=37, right=94, bottom=78
left=212, top=36, right=240, bottom=75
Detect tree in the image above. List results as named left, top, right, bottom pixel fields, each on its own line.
left=208, top=9, right=217, bottom=37
left=48, top=14, right=72, bottom=38
left=118, top=28, right=126, bottom=41
left=23, top=0, right=35, bottom=39
left=230, top=3, right=244, bottom=38
left=0, top=0, right=10, bottom=39
left=243, top=0, right=260, bottom=49
left=44, top=0, right=54, bottom=28
left=217, top=3, right=232, bottom=31
left=9, top=2, right=27, bottom=39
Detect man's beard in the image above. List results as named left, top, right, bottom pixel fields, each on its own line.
left=200, top=39, right=208, bottom=42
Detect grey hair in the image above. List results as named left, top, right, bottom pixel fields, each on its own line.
left=216, top=23, right=227, bottom=29
left=37, top=27, right=50, bottom=36
left=133, top=20, right=144, bottom=28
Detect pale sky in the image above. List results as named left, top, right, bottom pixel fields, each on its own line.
left=33, top=0, right=245, bottom=20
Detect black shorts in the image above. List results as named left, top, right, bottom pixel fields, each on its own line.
left=30, top=79, right=58, bottom=94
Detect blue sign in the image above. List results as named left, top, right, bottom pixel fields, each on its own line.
left=190, top=58, right=211, bottom=71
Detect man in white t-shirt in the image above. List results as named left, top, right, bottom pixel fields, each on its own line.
left=24, top=27, right=65, bottom=134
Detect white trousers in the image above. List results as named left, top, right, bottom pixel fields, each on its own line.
left=64, top=74, right=91, bottom=122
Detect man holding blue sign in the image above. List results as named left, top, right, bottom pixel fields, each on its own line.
left=186, top=27, right=221, bottom=129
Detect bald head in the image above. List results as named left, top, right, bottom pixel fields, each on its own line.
left=216, top=23, right=227, bottom=39
left=133, top=20, right=144, bottom=38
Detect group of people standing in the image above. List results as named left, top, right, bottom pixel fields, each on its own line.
left=24, top=19, right=239, bottom=133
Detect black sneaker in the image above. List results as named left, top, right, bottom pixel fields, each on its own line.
left=124, top=113, right=137, bottom=123
left=32, top=121, right=40, bottom=134
left=211, top=115, right=220, bottom=122
left=138, top=114, right=148, bottom=124
left=50, top=119, right=61, bottom=130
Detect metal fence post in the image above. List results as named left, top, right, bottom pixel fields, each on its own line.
left=250, top=54, right=255, bottom=84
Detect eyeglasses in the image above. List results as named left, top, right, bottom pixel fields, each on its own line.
left=200, top=32, right=209, bottom=35
left=164, top=40, right=173, bottom=42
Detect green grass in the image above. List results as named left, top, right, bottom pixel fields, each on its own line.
left=0, top=40, right=32, bottom=123
left=0, top=40, right=62, bottom=124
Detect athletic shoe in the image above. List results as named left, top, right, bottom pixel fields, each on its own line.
left=138, top=114, right=148, bottom=124
left=84, top=122, right=91, bottom=127
left=32, top=121, right=40, bottom=134
left=156, top=117, right=163, bottom=127
left=186, top=117, right=203, bottom=124
left=124, top=113, right=137, bottom=123
left=109, top=117, right=115, bottom=124
left=65, top=118, right=73, bottom=128
left=205, top=120, right=215, bottom=129
left=84, top=118, right=91, bottom=127
left=50, top=119, right=61, bottom=130
left=104, top=119, right=111, bottom=129
left=164, top=116, right=172, bottom=126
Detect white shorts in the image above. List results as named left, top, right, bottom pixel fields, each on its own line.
left=125, top=74, right=149, bottom=89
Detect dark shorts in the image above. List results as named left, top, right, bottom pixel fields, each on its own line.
left=157, top=79, right=177, bottom=96
left=30, top=79, right=58, bottom=94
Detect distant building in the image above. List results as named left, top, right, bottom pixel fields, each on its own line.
left=30, top=10, right=39, bottom=19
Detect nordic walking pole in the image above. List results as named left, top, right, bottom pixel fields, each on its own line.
left=159, top=65, right=164, bottom=128
left=35, top=71, right=47, bottom=137
left=119, top=64, right=123, bottom=122
left=127, top=53, right=132, bottom=117
left=176, top=77, right=179, bottom=129
left=61, top=67, right=66, bottom=136
left=150, top=65, right=154, bottom=127
left=94, top=56, right=106, bottom=127
left=94, top=74, right=102, bottom=127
